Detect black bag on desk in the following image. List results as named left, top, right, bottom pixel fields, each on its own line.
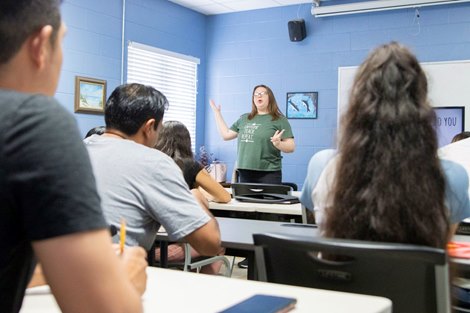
left=231, top=183, right=299, bottom=204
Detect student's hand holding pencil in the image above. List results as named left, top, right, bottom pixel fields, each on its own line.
left=121, top=246, right=148, bottom=296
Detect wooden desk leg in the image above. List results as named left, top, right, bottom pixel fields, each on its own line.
left=160, top=241, right=168, bottom=268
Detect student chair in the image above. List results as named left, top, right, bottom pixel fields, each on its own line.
left=148, top=240, right=233, bottom=277
left=281, top=182, right=298, bottom=191
left=254, top=233, right=450, bottom=313
left=182, top=243, right=232, bottom=277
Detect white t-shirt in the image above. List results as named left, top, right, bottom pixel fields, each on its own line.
left=439, top=137, right=470, bottom=196
left=312, top=153, right=470, bottom=229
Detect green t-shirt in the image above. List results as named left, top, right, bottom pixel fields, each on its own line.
left=230, top=113, right=294, bottom=171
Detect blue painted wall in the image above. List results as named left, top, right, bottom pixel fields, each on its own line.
left=58, top=0, right=207, bottom=147
left=205, top=3, right=470, bottom=188
left=57, top=0, right=470, bottom=188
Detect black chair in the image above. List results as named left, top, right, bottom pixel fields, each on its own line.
left=254, top=233, right=450, bottom=313
left=281, top=182, right=298, bottom=191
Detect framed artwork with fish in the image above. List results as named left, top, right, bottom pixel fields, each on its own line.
left=286, top=92, right=318, bottom=119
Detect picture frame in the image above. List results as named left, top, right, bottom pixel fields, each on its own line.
left=286, top=92, right=318, bottom=119
left=74, top=76, right=107, bottom=114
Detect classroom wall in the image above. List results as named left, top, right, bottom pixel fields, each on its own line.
left=57, top=0, right=470, bottom=188
left=58, top=0, right=207, bottom=147
left=205, top=3, right=470, bottom=188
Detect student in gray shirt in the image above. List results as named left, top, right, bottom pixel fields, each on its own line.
left=85, top=83, right=221, bottom=256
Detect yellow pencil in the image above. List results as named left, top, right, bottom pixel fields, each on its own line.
left=120, top=218, right=126, bottom=255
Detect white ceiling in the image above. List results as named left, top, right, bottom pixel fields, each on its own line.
left=168, top=0, right=313, bottom=15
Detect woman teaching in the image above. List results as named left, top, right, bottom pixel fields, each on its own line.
left=210, top=84, right=295, bottom=184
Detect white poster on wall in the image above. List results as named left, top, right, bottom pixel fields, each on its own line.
left=338, top=60, right=470, bottom=146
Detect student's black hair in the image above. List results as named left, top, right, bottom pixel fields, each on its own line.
left=0, top=0, right=62, bottom=64
left=84, top=126, right=106, bottom=139
left=104, top=83, right=169, bottom=136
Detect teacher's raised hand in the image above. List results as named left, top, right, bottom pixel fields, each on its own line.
left=209, top=99, right=221, bottom=114
left=270, top=129, right=285, bottom=147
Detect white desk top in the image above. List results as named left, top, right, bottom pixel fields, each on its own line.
left=22, top=267, right=391, bottom=313
left=210, top=189, right=302, bottom=216
left=451, top=235, right=470, bottom=267
left=209, top=198, right=302, bottom=216
left=216, top=217, right=318, bottom=250
left=156, top=217, right=318, bottom=251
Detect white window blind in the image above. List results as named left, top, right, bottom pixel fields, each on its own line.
left=127, top=41, right=199, bottom=151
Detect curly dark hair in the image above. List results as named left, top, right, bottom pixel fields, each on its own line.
left=324, top=42, right=449, bottom=248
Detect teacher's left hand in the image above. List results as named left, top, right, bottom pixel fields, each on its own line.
left=270, top=129, right=285, bottom=147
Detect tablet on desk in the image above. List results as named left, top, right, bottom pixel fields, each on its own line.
left=218, top=294, right=296, bottom=313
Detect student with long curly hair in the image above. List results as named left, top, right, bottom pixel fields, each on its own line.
left=312, top=42, right=470, bottom=248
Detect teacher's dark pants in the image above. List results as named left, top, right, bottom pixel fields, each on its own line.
left=237, top=169, right=282, bottom=184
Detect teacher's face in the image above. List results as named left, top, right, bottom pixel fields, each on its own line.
left=253, top=87, right=269, bottom=113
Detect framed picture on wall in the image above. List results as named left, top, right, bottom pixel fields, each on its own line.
left=74, top=76, right=107, bottom=114
left=286, top=92, right=318, bottom=119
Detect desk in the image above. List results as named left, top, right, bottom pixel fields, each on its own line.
left=21, top=267, right=392, bottom=313
left=156, top=217, right=318, bottom=279
left=209, top=197, right=302, bottom=222
left=215, top=217, right=317, bottom=250
left=451, top=235, right=470, bottom=276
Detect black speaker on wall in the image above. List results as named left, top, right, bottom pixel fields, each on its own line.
left=288, top=19, right=306, bottom=42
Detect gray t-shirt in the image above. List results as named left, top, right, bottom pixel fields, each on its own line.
left=84, top=135, right=210, bottom=250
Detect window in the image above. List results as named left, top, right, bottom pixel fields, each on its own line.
left=127, top=41, right=199, bottom=151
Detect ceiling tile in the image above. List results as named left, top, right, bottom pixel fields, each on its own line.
left=169, top=0, right=315, bottom=15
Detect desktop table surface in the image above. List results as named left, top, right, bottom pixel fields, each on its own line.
left=209, top=198, right=302, bottom=216
left=22, top=267, right=392, bottom=313
left=155, top=217, right=319, bottom=279
left=156, top=217, right=319, bottom=251
left=216, top=217, right=318, bottom=250
left=451, top=234, right=470, bottom=269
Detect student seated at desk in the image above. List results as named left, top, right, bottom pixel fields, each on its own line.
left=155, top=121, right=230, bottom=274
left=440, top=135, right=470, bottom=196
left=84, top=84, right=222, bottom=267
left=300, top=149, right=336, bottom=221
left=155, top=121, right=231, bottom=207
left=305, top=42, right=470, bottom=246
left=0, top=1, right=147, bottom=312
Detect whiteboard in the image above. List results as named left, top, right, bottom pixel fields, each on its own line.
left=338, top=60, right=470, bottom=136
